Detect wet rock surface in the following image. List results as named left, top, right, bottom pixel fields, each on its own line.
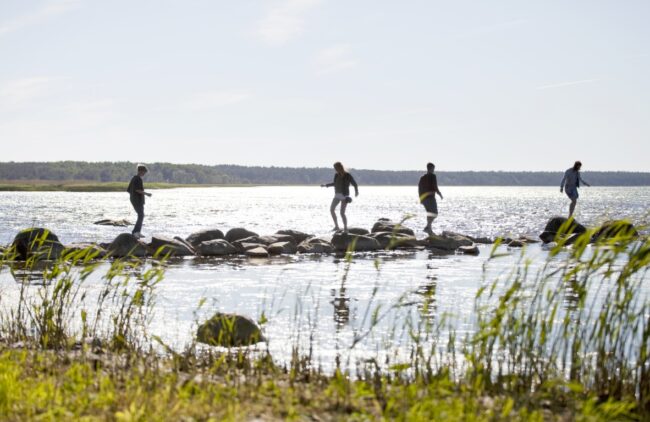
left=197, top=312, right=265, bottom=347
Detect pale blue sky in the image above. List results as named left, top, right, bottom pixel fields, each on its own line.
left=0, top=0, right=648, bottom=171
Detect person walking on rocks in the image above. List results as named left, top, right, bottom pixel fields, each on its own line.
left=126, top=164, right=152, bottom=238
left=560, top=160, right=590, bottom=217
left=321, top=162, right=359, bottom=233
left=418, top=162, right=443, bottom=235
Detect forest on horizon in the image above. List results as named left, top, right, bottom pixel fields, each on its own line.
left=1, top=161, right=649, bottom=186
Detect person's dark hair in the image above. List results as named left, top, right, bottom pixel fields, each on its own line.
left=333, top=162, right=345, bottom=174
left=137, top=164, right=148, bottom=173
left=426, top=162, right=435, bottom=171
left=573, top=161, right=582, bottom=171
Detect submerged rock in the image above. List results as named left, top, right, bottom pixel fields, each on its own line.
left=225, top=228, right=259, bottom=243
left=197, top=239, right=238, bottom=256
left=186, top=229, right=224, bottom=247
left=107, top=233, right=150, bottom=258
left=442, top=231, right=493, bottom=244
left=93, top=219, right=131, bottom=227
left=11, top=228, right=65, bottom=261
left=458, top=245, right=480, bottom=255
left=150, top=236, right=195, bottom=257
left=197, top=312, right=265, bottom=347
left=422, top=235, right=466, bottom=252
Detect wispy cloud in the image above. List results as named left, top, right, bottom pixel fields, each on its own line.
left=536, top=78, right=601, bottom=90
left=0, top=77, right=53, bottom=108
left=313, top=44, right=358, bottom=75
left=181, top=91, right=251, bottom=111
left=0, top=0, right=82, bottom=36
left=257, top=0, right=322, bottom=45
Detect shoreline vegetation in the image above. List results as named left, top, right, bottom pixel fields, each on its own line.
left=0, top=180, right=255, bottom=192
left=0, top=221, right=648, bottom=419
left=1, top=161, right=650, bottom=189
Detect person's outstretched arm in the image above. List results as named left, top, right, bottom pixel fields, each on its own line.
left=350, top=174, right=359, bottom=196
left=580, top=174, right=591, bottom=187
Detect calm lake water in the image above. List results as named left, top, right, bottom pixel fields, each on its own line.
left=0, top=186, right=648, bottom=369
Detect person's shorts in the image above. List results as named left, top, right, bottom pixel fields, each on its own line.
left=332, top=193, right=347, bottom=206
left=565, top=186, right=579, bottom=200
left=421, top=196, right=438, bottom=216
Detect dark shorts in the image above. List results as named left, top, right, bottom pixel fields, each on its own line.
left=421, top=196, right=438, bottom=216
left=565, top=186, right=579, bottom=200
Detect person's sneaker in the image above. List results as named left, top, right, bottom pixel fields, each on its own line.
left=132, top=232, right=144, bottom=239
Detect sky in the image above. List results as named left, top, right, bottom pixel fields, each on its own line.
left=0, top=0, right=648, bottom=171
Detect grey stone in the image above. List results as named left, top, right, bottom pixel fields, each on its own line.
left=225, top=228, right=259, bottom=243
left=186, top=229, right=224, bottom=247
left=246, top=247, right=269, bottom=258
left=370, top=232, right=419, bottom=249
left=197, top=312, right=265, bottom=347
left=423, top=235, right=465, bottom=251
left=539, top=216, right=586, bottom=243
left=275, top=230, right=312, bottom=244
left=93, top=219, right=131, bottom=227
left=268, top=241, right=297, bottom=255
left=458, top=245, right=480, bottom=255
left=150, top=236, right=196, bottom=257
left=346, top=227, right=370, bottom=236
left=298, top=238, right=334, bottom=254
left=371, top=219, right=415, bottom=236
left=197, top=239, right=238, bottom=256
left=331, top=232, right=381, bottom=252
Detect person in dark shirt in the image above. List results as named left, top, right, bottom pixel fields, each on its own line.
left=321, top=162, right=359, bottom=232
left=418, top=162, right=443, bottom=235
left=126, top=164, right=152, bottom=238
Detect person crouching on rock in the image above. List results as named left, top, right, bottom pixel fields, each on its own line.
left=126, top=164, right=152, bottom=239
left=321, top=162, right=359, bottom=233
left=560, top=160, right=590, bottom=217
left=418, top=162, right=443, bottom=235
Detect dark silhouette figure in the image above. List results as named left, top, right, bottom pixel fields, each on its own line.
left=418, top=162, right=443, bottom=235
left=560, top=161, right=590, bottom=217
left=321, top=162, right=359, bottom=232
left=126, top=164, right=152, bottom=238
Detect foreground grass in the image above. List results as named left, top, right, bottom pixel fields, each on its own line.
left=0, top=221, right=648, bottom=420
left=0, top=180, right=254, bottom=192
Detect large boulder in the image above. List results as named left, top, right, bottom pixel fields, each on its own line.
left=149, top=236, right=195, bottom=257
left=370, top=232, right=420, bottom=249
left=331, top=232, right=381, bottom=252
left=539, top=217, right=586, bottom=244
left=11, top=228, right=65, bottom=261
left=275, top=230, right=312, bottom=244
left=197, top=312, right=265, bottom=347
left=268, top=241, right=298, bottom=255
left=225, top=228, right=259, bottom=243
left=107, top=233, right=150, bottom=258
left=197, top=239, right=238, bottom=256
left=186, top=229, right=224, bottom=247
left=298, top=237, right=334, bottom=254
left=371, top=219, right=415, bottom=236
left=592, top=220, right=638, bottom=242
left=346, top=227, right=370, bottom=236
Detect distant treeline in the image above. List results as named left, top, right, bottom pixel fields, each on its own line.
left=1, top=161, right=649, bottom=186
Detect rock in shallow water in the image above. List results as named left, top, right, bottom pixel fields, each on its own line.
left=197, top=312, right=265, bottom=347
left=12, top=228, right=65, bottom=261
left=107, top=233, right=150, bottom=258
left=371, top=219, right=415, bottom=236
left=298, top=237, right=334, bottom=254
left=225, top=228, right=259, bottom=243
left=197, top=239, right=238, bottom=256
left=268, top=241, right=297, bottom=255
left=331, top=232, right=381, bottom=252
left=186, top=229, right=224, bottom=247
left=150, top=236, right=195, bottom=257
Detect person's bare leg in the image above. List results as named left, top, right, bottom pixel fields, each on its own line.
left=569, top=199, right=577, bottom=217
left=330, top=198, right=340, bottom=230
left=425, top=212, right=437, bottom=235
left=340, top=200, right=348, bottom=232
